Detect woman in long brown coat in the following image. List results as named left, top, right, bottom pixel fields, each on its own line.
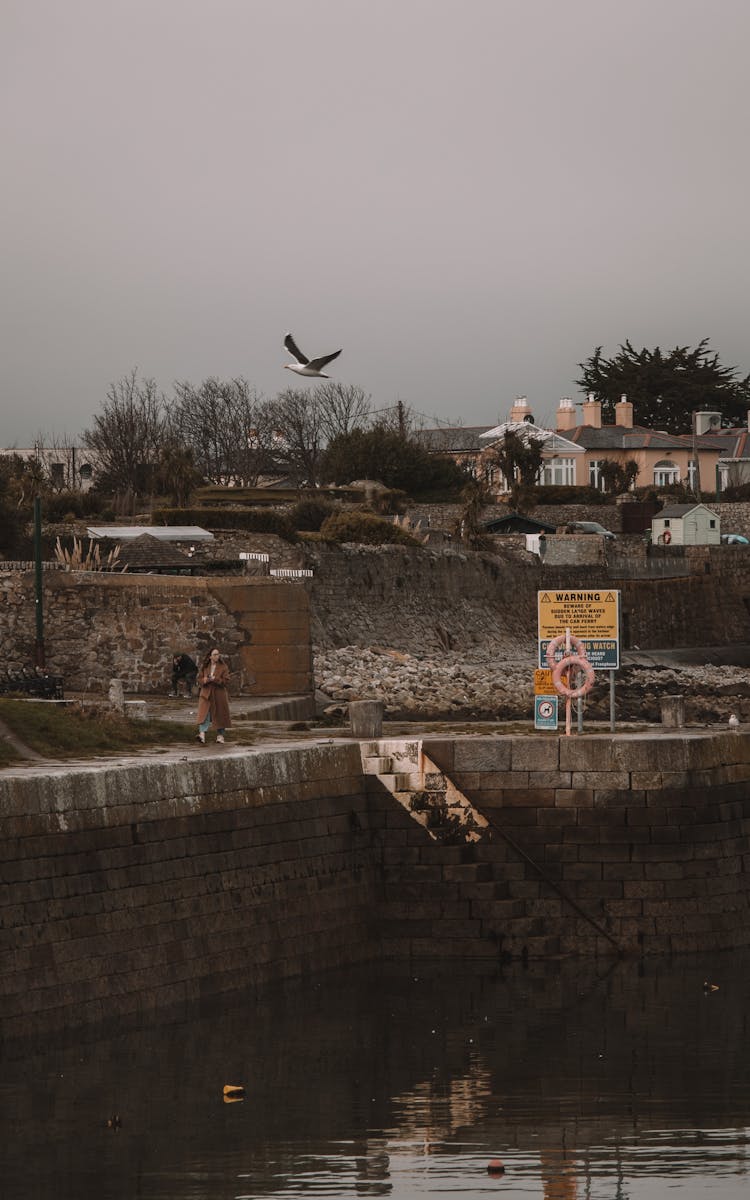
left=196, top=648, right=231, bottom=744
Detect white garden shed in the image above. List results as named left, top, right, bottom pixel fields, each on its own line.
left=651, top=503, right=720, bottom=546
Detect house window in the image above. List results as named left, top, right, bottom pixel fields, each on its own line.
left=664, top=519, right=670, bottom=527
left=50, top=462, right=64, bottom=485
left=709, top=519, right=716, bottom=528
left=654, top=460, right=679, bottom=487
left=589, top=460, right=604, bottom=490
left=541, top=457, right=575, bottom=487
left=687, top=458, right=699, bottom=491
left=79, top=463, right=93, bottom=481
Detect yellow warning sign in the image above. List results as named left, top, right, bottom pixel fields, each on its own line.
left=534, top=668, right=554, bottom=694
left=538, top=589, right=620, bottom=669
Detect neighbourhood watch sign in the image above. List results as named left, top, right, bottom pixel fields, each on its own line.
left=538, top=589, right=620, bottom=670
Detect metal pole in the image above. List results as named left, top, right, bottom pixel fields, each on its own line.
left=33, top=495, right=45, bottom=667
left=609, top=669, right=616, bottom=731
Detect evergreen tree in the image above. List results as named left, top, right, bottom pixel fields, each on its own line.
left=576, top=339, right=750, bottom=433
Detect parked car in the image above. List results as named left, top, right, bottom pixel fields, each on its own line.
left=721, top=533, right=749, bottom=545
left=568, top=521, right=617, bottom=540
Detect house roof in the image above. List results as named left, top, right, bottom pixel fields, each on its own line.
left=479, top=421, right=584, bottom=455
left=565, top=424, right=723, bottom=453
left=655, top=503, right=718, bottom=519
left=484, top=513, right=557, bottom=534
left=417, top=426, right=494, bottom=452
left=87, top=525, right=214, bottom=541
left=99, top=534, right=190, bottom=570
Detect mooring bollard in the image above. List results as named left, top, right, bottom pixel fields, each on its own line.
left=349, top=700, right=384, bottom=738
left=660, top=695, right=685, bottom=728
left=108, top=678, right=125, bottom=714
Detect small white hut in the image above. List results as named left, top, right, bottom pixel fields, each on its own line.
left=651, top=503, right=720, bottom=546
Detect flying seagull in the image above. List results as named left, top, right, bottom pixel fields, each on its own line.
left=283, top=332, right=342, bottom=378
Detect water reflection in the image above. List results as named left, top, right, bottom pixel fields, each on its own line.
left=1, top=952, right=749, bottom=1198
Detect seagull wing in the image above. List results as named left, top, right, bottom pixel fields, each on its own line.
left=284, top=333, right=309, bottom=365
left=308, top=348, right=342, bottom=371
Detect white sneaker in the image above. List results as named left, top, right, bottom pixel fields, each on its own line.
left=216, top=734, right=225, bottom=744
left=196, top=731, right=205, bottom=744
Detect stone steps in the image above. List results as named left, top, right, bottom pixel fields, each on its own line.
left=361, top=739, right=488, bottom=844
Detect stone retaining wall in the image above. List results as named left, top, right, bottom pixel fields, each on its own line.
left=305, top=543, right=750, bottom=652
left=1, top=733, right=749, bottom=1041
left=0, top=572, right=313, bottom=695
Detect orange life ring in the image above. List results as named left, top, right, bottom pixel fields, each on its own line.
left=661, top=530, right=672, bottom=544
left=545, top=632, right=587, bottom=670
left=552, top=655, right=596, bottom=699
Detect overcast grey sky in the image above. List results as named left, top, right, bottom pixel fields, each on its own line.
left=2, top=0, right=749, bottom=443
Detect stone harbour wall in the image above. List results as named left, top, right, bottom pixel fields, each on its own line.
left=1, top=732, right=750, bottom=1041
left=389, top=731, right=750, bottom=959
left=0, top=744, right=378, bottom=1042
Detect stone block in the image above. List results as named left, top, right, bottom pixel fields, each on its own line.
left=562, top=861, right=603, bottom=881
left=555, top=789, right=594, bottom=808
left=529, top=771, right=573, bottom=789
left=349, top=701, right=384, bottom=738
left=501, top=788, right=554, bottom=808
left=571, top=771, right=631, bottom=791
left=454, top=740, right=512, bottom=772
left=558, top=738, right=618, bottom=772
left=510, top=738, right=560, bottom=771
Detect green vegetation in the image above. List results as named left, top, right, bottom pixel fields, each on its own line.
left=319, top=510, right=421, bottom=545
left=0, top=700, right=195, bottom=760
left=320, top=424, right=468, bottom=499
left=577, top=338, right=750, bottom=433
left=528, top=484, right=608, bottom=505
left=152, top=506, right=295, bottom=537
left=287, top=497, right=337, bottom=531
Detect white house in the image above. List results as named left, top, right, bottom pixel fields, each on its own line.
left=479, top=399, right=585, bottom=489
left=651, top=503, right=721, bottom=546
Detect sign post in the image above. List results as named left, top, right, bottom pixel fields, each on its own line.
left=537, top=590, right=621, bottom=732
left=534, top=695, right=558, bottom=730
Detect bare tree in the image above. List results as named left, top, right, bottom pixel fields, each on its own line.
left=169, top=377, right=274, bottom=486
left=313, top=381, right=372, bottom=442
left=83, top=370, right=166, bottom=494
left=260, top=388, right=326, bottom=486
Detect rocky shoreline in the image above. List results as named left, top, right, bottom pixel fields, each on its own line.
left=314, top=645, right=750, bottom=725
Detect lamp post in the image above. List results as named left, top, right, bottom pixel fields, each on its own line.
left=33, top=495, right=45, bottom=667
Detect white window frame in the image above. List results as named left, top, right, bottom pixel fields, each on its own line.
left=541, top=457, right=575, bottom=487
left=654, top=460, right=680, bottom=487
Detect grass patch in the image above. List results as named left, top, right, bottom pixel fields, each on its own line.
left=0, top=700, right=195, bottom=760
left=0, top=740, right=21, bottom=767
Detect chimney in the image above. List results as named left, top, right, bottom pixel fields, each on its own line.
left=615, top=393, right=633, bottom=428
left=581, top=392, right=602, bottom=429
left=556, top=397, right=577, bottom=431
left=693, top=411, right=722, bottom=435
left=509, top=396, right=535, bottom=424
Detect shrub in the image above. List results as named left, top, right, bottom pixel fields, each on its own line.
left=720, top=483, right=750, bottom=502
left=44, top=489, right=111, bottom=520
left=528, top=485, right=608, bottom=505
left=319, top=510, right=421, bottom=546
left=287, top=498, right=337, bottom=531
left=151, top=507, right=295, bottom=537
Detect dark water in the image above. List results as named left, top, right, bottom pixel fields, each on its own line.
left=2, top=952, right=750, bottom=1199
